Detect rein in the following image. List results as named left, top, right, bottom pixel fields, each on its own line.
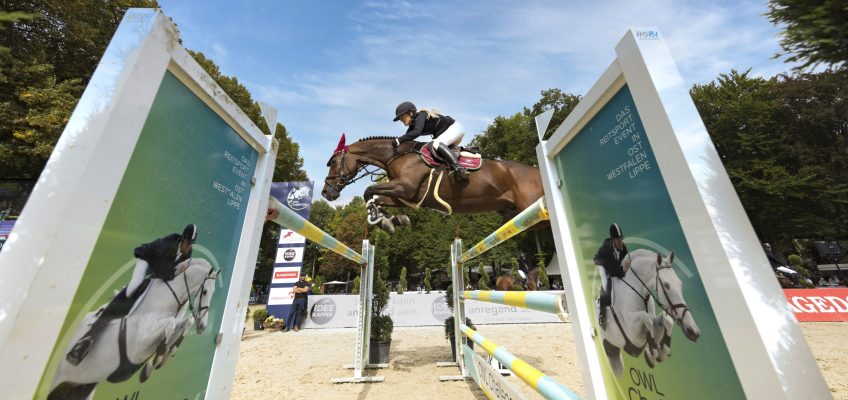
left=325, top=144, right=415, bottom=191
left=162, top=259, right=218, bottom=323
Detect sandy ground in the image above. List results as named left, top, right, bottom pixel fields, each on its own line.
left=231, top=320, right=845, bottom=399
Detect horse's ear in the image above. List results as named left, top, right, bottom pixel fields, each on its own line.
left=657, top=253, right=662, bottom=265
left=669, top=251, right=675, bottom=264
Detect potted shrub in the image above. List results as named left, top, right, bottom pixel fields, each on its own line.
left=443, top=283, right=475, bottom=360
left=369, top=232, right=394, bottom=364
left=252, top=308, right=268, bottom=330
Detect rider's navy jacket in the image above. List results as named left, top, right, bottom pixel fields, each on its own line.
left=134, top=233, right=191, bottom=281
left=396, top=111, right=455, bottom=144
left=593, top=238, right=629, bottom=278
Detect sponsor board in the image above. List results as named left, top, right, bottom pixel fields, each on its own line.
left=278, top=229, right=305, bottom=245
left=785, top=288, right=848, bottom=322
left=271, top=267, right=301, bottom=284
left=468, top=348, right=524, bottom=400
left=274, top=246, right=303, bottom=264
left=267, top=286, right=295, bottom=306
left=301, top=292, right=566, bottom=328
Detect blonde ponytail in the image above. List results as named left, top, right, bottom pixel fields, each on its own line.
left=418, top=108, right=442, bottom=119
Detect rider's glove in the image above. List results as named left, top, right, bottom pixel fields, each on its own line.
left=393, top=138, right=400, bottom=148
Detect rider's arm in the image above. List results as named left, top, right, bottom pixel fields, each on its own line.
left=396, top=112, right=427, bottom=144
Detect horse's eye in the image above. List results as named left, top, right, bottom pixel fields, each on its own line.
left=202, top=289, right=208, bottom=295
left=664, top=282, right=671, bottom=289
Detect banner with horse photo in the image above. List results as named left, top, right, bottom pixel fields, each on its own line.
left=35, top=70, right=258, bottom=399
left=552, top=84, right=745, bottom=399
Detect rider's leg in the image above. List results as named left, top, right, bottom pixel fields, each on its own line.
left=433, top=124, right=468, bottom=179
left=597, top=266, right=610, bottom=329
left=127, top=259, right=150, bottom=297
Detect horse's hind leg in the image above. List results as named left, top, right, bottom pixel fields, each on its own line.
left=48, top=382, right=97, bottom=400
left=603, top=340, right=624, bottom=376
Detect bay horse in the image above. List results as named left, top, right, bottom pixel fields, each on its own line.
left=321, top=135, right=543, bottom=233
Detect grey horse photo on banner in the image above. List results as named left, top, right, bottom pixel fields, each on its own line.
left=48, top=242, right=220, bottom=400
left=596, top=247, right=700, bottom=376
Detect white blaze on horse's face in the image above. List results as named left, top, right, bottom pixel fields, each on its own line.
left=196, top=269, right=218, bottom=334
left=657, top=253, right=700, bottom=342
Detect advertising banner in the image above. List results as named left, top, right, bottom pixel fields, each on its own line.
left=553, top=84, right=744, bottom=398
left=785, top=288, right=848, bottom=322
left=35, top=71, right=259, bottom=399
left=301, top=292, right=566, bottom=329
left=266, top=182, right=314, bottom=319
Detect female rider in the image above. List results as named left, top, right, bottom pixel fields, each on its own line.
left=392, top=101, right=468, bottom=179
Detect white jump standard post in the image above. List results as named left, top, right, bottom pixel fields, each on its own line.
left=268, top=198, right=384, bottom=384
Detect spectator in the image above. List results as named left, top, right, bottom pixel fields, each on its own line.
left=283, top=274, right=312, bottom=332
left=762, top=243, right=784, bottom=271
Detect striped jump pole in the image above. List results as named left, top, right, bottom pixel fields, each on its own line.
left=270, top=197, right=365, bottom=264
left=460, top=324, right=580, bottom=400
left=460, top=197, right=549, bottom=264
left=269, top=197, right=383, bottom=384
left=462, top=290, right=568, bottom=321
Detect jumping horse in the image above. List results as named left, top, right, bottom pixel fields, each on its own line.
left=321, top=134, right=544, bottom=233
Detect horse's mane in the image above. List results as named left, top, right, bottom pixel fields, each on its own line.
left=355, top=136, right=398, bottom=143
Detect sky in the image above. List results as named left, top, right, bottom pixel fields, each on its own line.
left=157, top=0, right=798, bottom=205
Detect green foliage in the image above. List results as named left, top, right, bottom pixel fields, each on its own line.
left=537, top=252, right=550, bottom=290
left=767, top=0, right=848, bottom=70
left=312, top=275, right=325, bottom=294
left=352, top=275, right=360, bottom=295
left=0, top=1, right=158, bottom=178
left=788, top=254, right=803, bottom=267
left=424, top=267, right=432, bottom=293
left=252, top=308, right=268, bottom=322
left=478, top=262, right=491, bottom=290
left=690, top=69, right=848, bottom=248
left=398, top=267, right=407, bottom=294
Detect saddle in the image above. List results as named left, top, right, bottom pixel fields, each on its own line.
left=99, top=278, right=151, bottom=322
left=416, top=142, right=483, bottom=171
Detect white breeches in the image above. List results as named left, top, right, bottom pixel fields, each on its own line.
left=597, top=266, right=608, bottom=291
left=127, top=259, right=149, bottom=297
left=432, top=122, right=465, bottom=147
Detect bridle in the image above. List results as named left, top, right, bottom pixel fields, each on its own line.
left=163, top=259, right=219, bottom=324
left=625, top=257, right=691, bottom=324
left=324, top=148, right=393, bottom=193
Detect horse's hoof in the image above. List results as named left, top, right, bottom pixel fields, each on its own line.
left=396, top=215, right=411, bottom=226
left=140, top=362, right=152, bottom=383
left=380, top=218, right=396, bottom=234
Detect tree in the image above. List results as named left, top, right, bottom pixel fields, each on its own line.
left=690, top=69, right=848, bottom=250
left=351, top=275, right=360, bottom=295
left=767, top=0, right=848, bottom=70
left=478, top=262, right=491, bottom=290
left=537, top=253, right=550, bottom=290
left=398, top=267, right=407, bottom=294
left=424, top=267, right=432, bottom=293
left=0, top=0, right=158, bottom=178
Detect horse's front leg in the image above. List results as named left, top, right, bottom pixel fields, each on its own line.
left=637, top=311, right=659, bottom=368
left=364, top=181, right=417, bottom=232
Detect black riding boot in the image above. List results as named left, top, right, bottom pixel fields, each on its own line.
left=435, top=143, right=468, bottom=180
left=66, top=289, right=129, bottom=366
left=598, top=278, right=612, bottom=330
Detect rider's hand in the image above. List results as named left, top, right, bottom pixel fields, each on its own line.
left=393, top=138, right=400, bottom=148
left=623, top=257, right=631, bottom=272
left=266, top=207, right=280, bottom=221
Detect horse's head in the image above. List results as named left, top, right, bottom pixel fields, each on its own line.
left=183, top=258, right=219, bottom=335
left=655, top=251, right=700, bottom=342
left=322, top=134, right=360, bottom=201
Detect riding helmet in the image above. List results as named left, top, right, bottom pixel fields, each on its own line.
left=183, top=223, right=198, bottom=243
left=393, top=101, right=417, bottom=121
left=609, top=223, right=623, bottom=239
